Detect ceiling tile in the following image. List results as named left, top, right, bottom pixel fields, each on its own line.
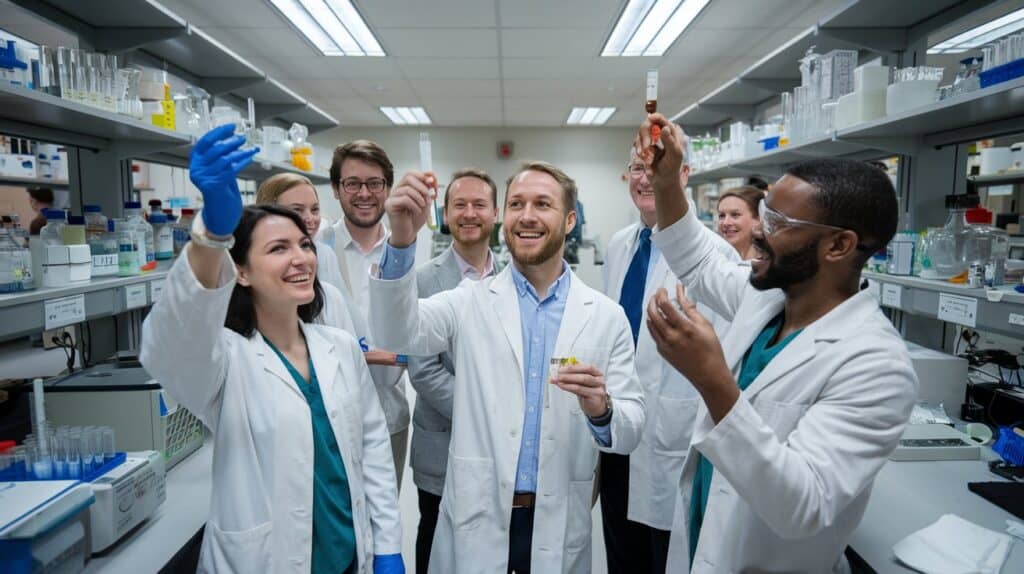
left=409, top=78, right=501, bottom=97
left=396, top=58, right=500, bottom=79
left=499, top=0, right=622, bottom=29
left=378, top=28, right=499, bottom=58
left=500, top=28, right=605, bottom=58
left=159, top=0, right=286, bottom=28
left=350, top=77, right=417, bottom=99
left=359, top=0, right=496, bottom=28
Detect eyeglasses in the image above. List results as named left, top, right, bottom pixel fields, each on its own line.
left=758, top=199, right=872, bottom=251
left=627, top=163, right=646, bottom=178
left=340, top=177, right=387, bottom=194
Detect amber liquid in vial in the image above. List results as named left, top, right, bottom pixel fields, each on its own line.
left=645, top=100, right=657, bottom=114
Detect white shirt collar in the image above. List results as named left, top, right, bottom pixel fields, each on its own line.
left=451, top=246, right=494, bottom=280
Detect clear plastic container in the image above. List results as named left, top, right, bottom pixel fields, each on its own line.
left=123, top=202, right=154, bottom=268
left=83, top=205, right=107, bottom=241
left=174, top=208, right=195, bottom=256
left=924, top=195, right=979, bottom=279
left=87, top=221, right=119, bottom=277
left=61, top=215, right=86, bottom=245
left=39, top=209, right=65, bottom=246
left=150, top=213, right=173, bottom=260
left=114, top=219, right=143, bottom=276
left=0, top=228, right=34, bottom=293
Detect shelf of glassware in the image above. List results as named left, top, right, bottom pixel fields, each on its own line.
left=862, top=271, right=1024, bottom=338
left=142, top=143, right=331, bottom=185
left=968, top=172, right=1024, bottom=188
left=0, top=83, right=191, bottom=153
left=0, top=260, right=173, bottom=341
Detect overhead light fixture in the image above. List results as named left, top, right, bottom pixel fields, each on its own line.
left=928, top=6, right=1024, bottom=54
left=380, top=107, right=432, bottom=125
left=602, top=0, right=711, bottom=57
left=269, top=0, right=385, bottom=56
left=566, top=107, right=616, bottom=126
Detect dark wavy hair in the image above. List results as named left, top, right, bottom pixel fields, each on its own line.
left=224, top=204, right=324, bottom=337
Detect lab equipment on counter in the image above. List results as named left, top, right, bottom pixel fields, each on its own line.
left=834, top=64, right=888, bottom=130
left=173, top=208, right=195, bottom=256
left=84, top=450, right=166, bottom=554
left=0, top=227, right=33, bottom=292
left=114, top=219, right=144, bottom=277
left=0, top=480, right=94, bottom=574
left=906, top=342, right=969, bottom=418
left=61, top=215, right=86, bottom=245
left=123, top=202, right=155, bottom=269
left=82, top=205, right=107, bottom=241
left=419, top=132, right=439, bottom=230
left=886, top=67, right=943, bottom=116
left=891, top=424, right=980, bottom=461
left=919, top=194, right=979, bottom=279
left=289, top=122, right=312, bottom=171
left=39, top=209, right=64, bottom=246
left=38, top=360, right=204, bottom=470
left=149, top=213, right=173, bottom=260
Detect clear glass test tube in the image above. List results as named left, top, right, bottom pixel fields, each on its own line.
left=102, top=427, right=115, bottom=461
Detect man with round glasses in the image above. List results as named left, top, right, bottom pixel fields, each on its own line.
left=636, top=115, right=917, bottom=573
left=320, top=139, right=412, bottom=488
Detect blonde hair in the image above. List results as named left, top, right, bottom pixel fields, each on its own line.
left=256, top=173, right=316, bottom=205
left=505, top=160, right=578, bottom=213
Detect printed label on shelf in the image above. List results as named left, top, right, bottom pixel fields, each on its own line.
left=125, top=284, right=148, bottom=310
left=881, top=284, right=902, bottom=309
left=150, top=279, right=165, bottom=302
left=937, top=293, right=978, bottom=328
left=44, top=294, right=86, bottom=330
left=866, top=279, right=881, bottom=301
left=1010, top=313, right=1024, bottom=327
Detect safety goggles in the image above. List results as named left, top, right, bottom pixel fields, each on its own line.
left=758, top=199, right=872, bottom=251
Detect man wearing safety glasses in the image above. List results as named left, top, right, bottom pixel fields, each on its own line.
left=635, top=114, right=917, bottom=573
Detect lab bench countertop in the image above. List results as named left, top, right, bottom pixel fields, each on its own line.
left=84, top=437, right=212, bottom=574
left=851, top=454, right=1024, bottom=573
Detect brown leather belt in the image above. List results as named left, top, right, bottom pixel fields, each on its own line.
left=512, top=493, right=535, bottom=508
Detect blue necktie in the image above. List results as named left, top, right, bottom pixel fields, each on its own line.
left=619, top=227, right=651, bottom=344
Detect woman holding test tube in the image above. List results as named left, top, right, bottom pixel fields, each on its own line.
left=140, top=125, right=404, bottom=574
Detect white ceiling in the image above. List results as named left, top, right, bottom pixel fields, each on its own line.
left=159, top=0, right=848, bottom=127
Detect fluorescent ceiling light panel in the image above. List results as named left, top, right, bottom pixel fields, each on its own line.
left=602, top=0, right=710, bottom=57
left=268, top=0, right=385, bottom=56
left=928, top=7, right=1024, bottom=54
left=379, top=107, right=431, bottom=125
left=566, top=107, right=616, bottom=125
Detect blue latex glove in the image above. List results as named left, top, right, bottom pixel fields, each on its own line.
left=189, top=124, right=259, bottom=236
left=373, top=553, right=405, bottom=574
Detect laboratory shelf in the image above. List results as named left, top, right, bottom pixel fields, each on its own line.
left=0, top=83, right=191, bottom=154
left=968, top=172, right=1024, bottom=188
left=688, top=163, right=759, bottom=186
left=277, top=102, right=341, bottom=135
left=672, top=0, right=989, bottom=130
left=863, top=271, right=1024, bottom=338
left=0, top=260, right=172, bottom=342
left=144, top=143, right=331, bottom=185
left=0, top=176, right=68, bottom=188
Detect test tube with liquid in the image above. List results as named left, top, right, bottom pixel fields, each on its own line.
left=67, top=429, right=81, bottom=479
left=80, top=427, right=95, bottom=472
left=645, top=69, right=662, bottom=147
left=419, top=133, right=439, bottom=230
left=102, top=427, right=115, bottom=461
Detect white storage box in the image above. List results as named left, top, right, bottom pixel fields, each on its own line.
left=0, top=481, right=95, bottom=574
left=906, top=342, right=970, bottom=416
left=85, top=451, right=166, bottom=554
left=42, top=245, right=91, bottom=287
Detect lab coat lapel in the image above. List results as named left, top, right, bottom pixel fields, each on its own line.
left=553, top=271, right=594, bottom=357
left=489, top=268, right=525, bottom=378
left=302, top=323, right=340, bottom=403
left=254, top=334, right=306, bottom=402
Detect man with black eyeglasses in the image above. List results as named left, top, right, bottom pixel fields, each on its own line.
left=320, top=140, right=411, bottom=488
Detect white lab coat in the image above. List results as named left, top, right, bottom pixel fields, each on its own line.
left=369, top=265, right=645, bottom=574
left=602, top=222, right=738, bottom=530
left=651, top=210, right=917, bottom=573
left=140, top=248, right=402, bottom=574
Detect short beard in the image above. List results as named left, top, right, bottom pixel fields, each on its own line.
left=451, top=225, right=493, bottom=248
left=505, top=226, right=565, bottom=266
left=343, top=207, right=384, bottom=229
left=749, top=240, right=819, bottom=291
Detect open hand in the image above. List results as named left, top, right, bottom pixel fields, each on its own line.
left=189, top=124, right=259, bottom=236
left=646, top=284, right=730, bottom=390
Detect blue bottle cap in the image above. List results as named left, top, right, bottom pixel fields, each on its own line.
left=84, top=205, right=102, bottom=213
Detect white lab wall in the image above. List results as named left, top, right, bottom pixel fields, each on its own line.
left=310, top=126, right=642, bottom=289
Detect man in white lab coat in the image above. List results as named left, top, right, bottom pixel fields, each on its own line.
left=600, top=152, right=737, bottom=573
left=370, top=161, right=646, bottom=573
left=318, top=140, right=411, bottom=485
left=637, top=116, right=917, bottom=573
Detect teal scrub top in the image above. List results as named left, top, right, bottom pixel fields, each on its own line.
left=264, top=337, right=357, bottom=574
left=688, top=313, right=803, bottom=566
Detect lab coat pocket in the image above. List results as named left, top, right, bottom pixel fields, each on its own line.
left=450, top=456, right=494, bottom=531
left=652, top=396, right=700, bottom=456
left=565, top=480, right=593, bottom=552
left=411, top=425, right=449, bottom=478
left=204, top=520, right=272, bottom=574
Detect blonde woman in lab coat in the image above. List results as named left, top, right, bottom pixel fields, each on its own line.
left=140, top=125, right=404, bottom=574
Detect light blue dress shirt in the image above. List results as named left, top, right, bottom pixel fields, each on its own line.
left=379, top=243, right=611, bottom=494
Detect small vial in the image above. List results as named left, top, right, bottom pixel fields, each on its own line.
left=67, top=433, right=81, bottom=479
left=102, top=427, right=116, bottom=461
left=80, top=428, right=94, bottom=471
left=645, top=69, right=659, bottom=114
left=419, top=132, right=439, bottom=230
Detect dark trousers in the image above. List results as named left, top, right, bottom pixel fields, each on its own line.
left=507, top=506, right=535, bottom=574
left=416, top=489, right=443, bottom=574
left=600, top=452, right=672, bottom=574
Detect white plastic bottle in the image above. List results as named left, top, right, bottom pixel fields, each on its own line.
left=123, top=202, right=154, bottom=268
